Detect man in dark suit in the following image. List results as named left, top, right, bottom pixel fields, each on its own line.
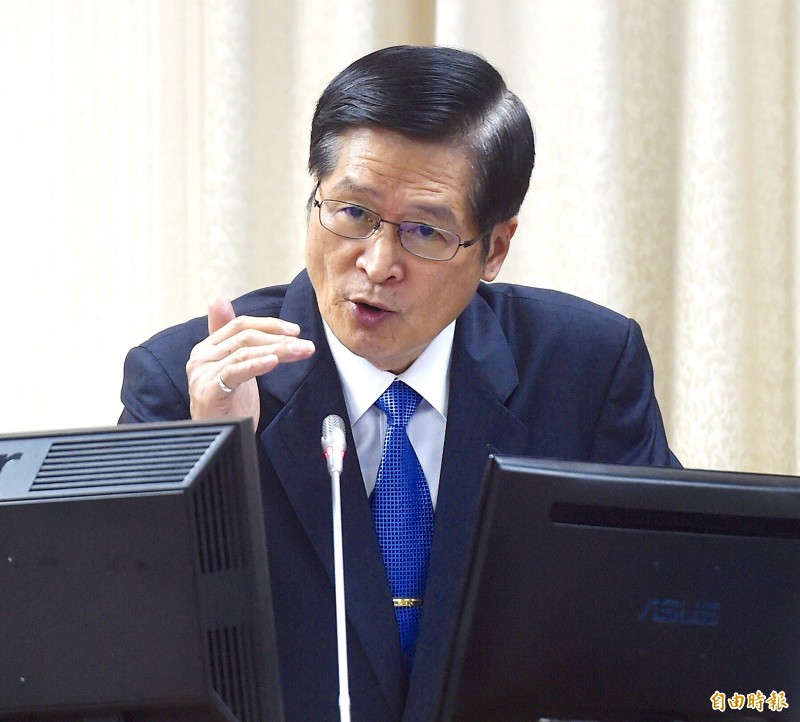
left=120, top=45, right=679, bottom=721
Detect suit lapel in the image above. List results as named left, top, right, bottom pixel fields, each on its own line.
left=258, top=273, right=408, bottom=718
left=404, top=290, right=530, bottom=720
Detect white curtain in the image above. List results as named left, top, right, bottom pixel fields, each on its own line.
left=2, top=0, right=798, bottom=475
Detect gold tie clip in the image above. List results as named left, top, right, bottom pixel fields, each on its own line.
left=393, top=597, right=423, bottom=608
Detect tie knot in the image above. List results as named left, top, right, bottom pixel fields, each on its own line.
left=376, top=380, right=422, bottom=428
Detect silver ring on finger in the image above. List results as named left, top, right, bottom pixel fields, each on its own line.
left=216, top=370, right=234, bottom=394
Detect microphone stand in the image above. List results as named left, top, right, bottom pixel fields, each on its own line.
left=322, top=417, right=350, bottom=722
left=331, top=463, right=351, bottom=722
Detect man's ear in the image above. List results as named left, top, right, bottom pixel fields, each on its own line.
left=481, top=217, right=517, bottom=282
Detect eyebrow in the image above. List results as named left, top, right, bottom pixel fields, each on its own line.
left=326, top=178, right=459, bottom=228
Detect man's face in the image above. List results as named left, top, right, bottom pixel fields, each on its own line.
left=306, top=127, right=513, bottom=373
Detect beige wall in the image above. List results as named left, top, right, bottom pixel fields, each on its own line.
left=2, top=0, right=798, bottom=474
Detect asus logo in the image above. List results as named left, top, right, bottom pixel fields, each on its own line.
left=0, top=452, right=22, bottom=477
left=639, top=598, right=721, bottom=627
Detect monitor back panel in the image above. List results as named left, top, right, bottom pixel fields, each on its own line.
left=441, top=458, right=800, bottom=722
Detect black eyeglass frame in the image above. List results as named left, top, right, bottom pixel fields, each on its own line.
left=311, top=182, right=490, bottom=262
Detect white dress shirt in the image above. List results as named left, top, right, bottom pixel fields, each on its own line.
left=322, top=320, right=454, bottom=509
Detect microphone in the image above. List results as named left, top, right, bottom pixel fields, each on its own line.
left=321, top=414, right=346, bottom=475
left=321, top=415, right=350, bottom=722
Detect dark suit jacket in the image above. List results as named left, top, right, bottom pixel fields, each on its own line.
left=119, top=270, right=679, bottom=722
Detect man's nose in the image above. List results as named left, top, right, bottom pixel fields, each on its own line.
left=356, top=223, right=404, bottom=281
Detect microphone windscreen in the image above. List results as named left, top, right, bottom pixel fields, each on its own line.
left=321, top=415, right=346, bottom=474
left=322, top=414, right=346, bottom=440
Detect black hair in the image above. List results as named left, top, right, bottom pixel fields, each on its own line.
left=308, top=45, right=535, bottom=245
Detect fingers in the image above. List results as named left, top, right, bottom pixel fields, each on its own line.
left=200, top=297, right=313, bottom=368
left=203, top=318, right=315, bottom=372
left=208, top=296, right=236, bottom=335
left=212, top=334, right=315, bottom=391
left=187, top=299, right=316, bottom=426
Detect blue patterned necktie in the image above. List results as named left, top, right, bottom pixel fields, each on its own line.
left=370, top=379, right=435, bottom=670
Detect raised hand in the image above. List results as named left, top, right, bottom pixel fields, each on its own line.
left=186, top=297, right=315, bottom=429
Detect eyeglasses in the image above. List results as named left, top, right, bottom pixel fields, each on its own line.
left=312, top=183, right=489, bottom=262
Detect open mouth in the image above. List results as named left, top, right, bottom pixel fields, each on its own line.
left=351, top=299, right=393, bottom=324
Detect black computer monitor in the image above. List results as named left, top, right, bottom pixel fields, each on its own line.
left=439, top=455, right=800, bottom=722
left=0, top=419, right=283, bottom=722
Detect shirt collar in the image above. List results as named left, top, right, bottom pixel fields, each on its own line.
left=323, top=320, right=454, bottom=423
